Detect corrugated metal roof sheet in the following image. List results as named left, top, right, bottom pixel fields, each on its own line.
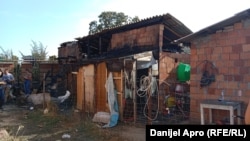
left=175, top=8, right=250, bottom=43
left=76, top=13, right=192, bottom=41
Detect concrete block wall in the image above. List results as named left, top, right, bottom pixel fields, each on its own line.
left=190, top=18, right=250, bottom=124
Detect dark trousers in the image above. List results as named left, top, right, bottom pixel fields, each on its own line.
left=24, top=80, right=31, bottom=95
left=0, top=88, right=4, bottom=108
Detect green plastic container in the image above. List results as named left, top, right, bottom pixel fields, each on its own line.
left=177, top=63, right=190, bottom=82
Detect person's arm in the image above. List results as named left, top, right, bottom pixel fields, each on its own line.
left=29, top=72, right=32, bottom=80
left=10, top=74, right=15, bottom=85
left=10, top=74, right=15, bottom=82
left=3, top=74, right=14, bottom=85
left=0, top=81, right=6, bottom=85
left=2, top=75, right=8, bottom=83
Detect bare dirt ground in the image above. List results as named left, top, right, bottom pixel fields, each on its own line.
left=0, top=104, right=145, bottom=141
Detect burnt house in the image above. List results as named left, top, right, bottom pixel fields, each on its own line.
left=58, top=13, right=192, bottom=124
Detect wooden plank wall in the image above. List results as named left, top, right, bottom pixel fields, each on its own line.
left=96, top=62, right=108, bottom=112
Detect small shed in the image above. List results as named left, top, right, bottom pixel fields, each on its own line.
left=59, top=13, right=192, bottom=124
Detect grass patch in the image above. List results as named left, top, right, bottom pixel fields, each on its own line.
left=26, top=110, right=62, bottom=132
left=75, top=118, right=124, bottom=141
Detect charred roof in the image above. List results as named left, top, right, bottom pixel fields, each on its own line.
left=76, top=13, right=192, bottom=41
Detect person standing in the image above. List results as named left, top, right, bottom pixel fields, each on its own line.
left=23, top=69, right=32, bottom=95
left=2, top=68, right=15, bottom=103
left=0, top=69, right=6, bottom=110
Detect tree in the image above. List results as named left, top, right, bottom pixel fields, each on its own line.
left=30, top=40, right=48, bottom=60
left=20, top=40, right=48, bottom=60
left=49, top=55, right=57, bottom=61
left=89, top=11, right=139, bottom=35
left=0, top=46, right=19, bottom=61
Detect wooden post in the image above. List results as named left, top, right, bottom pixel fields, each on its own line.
left=245, top=99, right=250, bottom=124
left=132, top=62, right=137, bottom=124
left=83, top=69, right=85, bottom=114
left=43, top=73, right=45, bottom=109
left=147, top=68, right=152, bottom=125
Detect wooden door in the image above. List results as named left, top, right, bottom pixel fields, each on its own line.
left=76, top=64, right=95, bottom=113
left=96, top=62, right=108, bottom=112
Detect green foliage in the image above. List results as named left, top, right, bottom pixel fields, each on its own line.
left=30, top=40, right=48, bottom=60
left=49, top=55, right=57, bottom=61
left=19, top=40, right=49, bottom=60
left=13, top=62, right=21, bottom=83
left=89, top=11, right=139, bottom=35
left=0, top=46, right=19, bottom=61
left=32, top=60, right=40, bottom=81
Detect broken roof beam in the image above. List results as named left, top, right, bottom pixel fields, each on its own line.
left=163, top=35, right=172, bottom=42
left=99, top=37, right=102, bottom=54
left=164, top=25, right=182, bottom=38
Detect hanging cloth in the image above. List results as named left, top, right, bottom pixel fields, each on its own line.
left=103, top=72, right=119, bottom=128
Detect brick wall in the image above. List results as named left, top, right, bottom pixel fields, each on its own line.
left=21, top=62, right=59, bottom=81
left=0, top=62, right=15, bottom=72
left=111, top=24, right=162, bottom=48
left=190, top=18, right=250, bottom=123
left=158, top=52, right=190, bottom=114
left=58, top=42, right=79, bottom=59
left=0, top=61, right=19, bottom=83
left=1, top=61, right=60, bottom=91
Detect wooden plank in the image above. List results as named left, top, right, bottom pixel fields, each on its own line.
left=117, top=92, right=122, bottom=94
left=109, top=70, right=124, bottom=121
left=96, top=62, right=108, bottom=112
left=113, top=77, right=122, bottom=79
left=120, top=70, right=123, bottom=121
left=76, top=67, right=84, bottom=110
left=84, top=65, right=95, bottom=113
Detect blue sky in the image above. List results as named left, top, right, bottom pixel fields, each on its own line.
left=0, top=0, right=249, bottom=59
